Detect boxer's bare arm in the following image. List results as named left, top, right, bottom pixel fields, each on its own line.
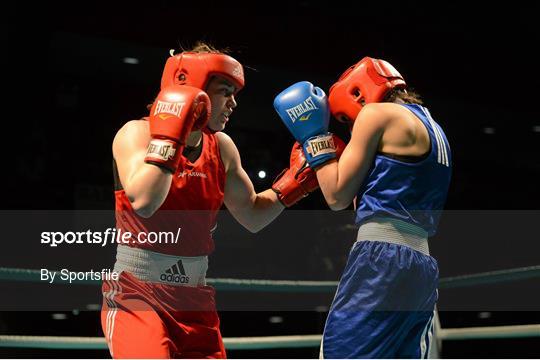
left=315, top=104, right=391, bottom=210
left=217, top=132, right=285, bottom=233
left=316, top=103, right=429, bottom=210
left=113, top=120, right=173, bottom=217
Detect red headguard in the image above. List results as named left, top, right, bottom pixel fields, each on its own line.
left=328, top=57, right=406, bottom=126
left=160, top=51, right=245, bottom=92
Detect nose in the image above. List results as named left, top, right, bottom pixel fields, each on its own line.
left=227, top=95, right=237, bottom=109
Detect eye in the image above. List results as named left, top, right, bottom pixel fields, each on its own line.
left=338, top=115, right=350, bottom=123
left=221, top=88, right=233, bottom=97
left=353, top=88, right=361, bottom=98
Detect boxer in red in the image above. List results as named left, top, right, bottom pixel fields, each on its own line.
left=101, top=42, right=318, bottom=358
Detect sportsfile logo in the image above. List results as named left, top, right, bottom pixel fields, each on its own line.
left=160, top=260, right=190, bottom=284
left=154, top=100, right=185, bottom=119
left=285, top=96, right=318, bottom=123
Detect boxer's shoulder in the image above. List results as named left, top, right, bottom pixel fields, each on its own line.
left=113, top=120, right=150, bottom=156
left=215, top=131, right=240, bottom=171
left=359, top=103, right=402, bottom=120
left=353, top=103, right=420, bottom=134
left=115, top=119, right=150, bottom=139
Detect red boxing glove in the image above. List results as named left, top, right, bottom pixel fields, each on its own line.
left=272, top=134, right=347, bottom=207
left=144, top=85, right=211, bottom=173
left=272, top=142, right=319, bottom=207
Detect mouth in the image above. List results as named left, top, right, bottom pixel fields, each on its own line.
left=222, top=111, right=232, bottom=123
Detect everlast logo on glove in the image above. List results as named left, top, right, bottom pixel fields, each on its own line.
left=154, top=100, right=185, bottom=118
left=285, top=96, right=318, bottom=123
left=306, top=135, right=336, bottom=157
left=147, top=139, right=177, bottom=161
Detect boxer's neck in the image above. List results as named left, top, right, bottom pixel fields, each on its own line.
left=186, top=130, right=202, bottom=148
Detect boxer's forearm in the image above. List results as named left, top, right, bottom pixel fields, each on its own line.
left=315, top=161, right=350, bottom=210
left=113, top=121, right=175, bottom=218
left=251, top=189, right=286, bottom=230
left=229, top=189, right=285, bottom=233
left=124, top=163, right=173, bottom=218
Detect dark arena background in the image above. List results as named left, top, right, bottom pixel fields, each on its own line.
left=3, top=0, right=540, bottom=358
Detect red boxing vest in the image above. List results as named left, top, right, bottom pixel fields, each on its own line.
left=115, top=131, right=225, bottom=256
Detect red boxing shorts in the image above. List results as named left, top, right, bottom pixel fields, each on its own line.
left=101, top=271, right=226, bottom=359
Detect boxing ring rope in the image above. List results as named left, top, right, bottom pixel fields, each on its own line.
left=0, top=265, right=539, bottom=350
left=0, top=334, right=323, bottom=350
left=1, top=324, right=540, bottom=350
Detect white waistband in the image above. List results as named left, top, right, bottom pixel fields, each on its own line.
left=356, top=217, right=430, bottom=256
left=114, top=245, right=208, bottom=286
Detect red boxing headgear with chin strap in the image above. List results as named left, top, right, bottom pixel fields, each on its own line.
left=160, top=51, right=245, bottom=93
left=328, top=57, right=406, bottom=126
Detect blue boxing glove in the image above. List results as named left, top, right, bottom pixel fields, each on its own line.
left=274, top=81, right=337, bottom=168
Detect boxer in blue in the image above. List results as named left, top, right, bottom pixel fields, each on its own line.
left=274, top=57, right=452, bottom=358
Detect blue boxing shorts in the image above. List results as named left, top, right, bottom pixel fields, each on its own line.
left=321, top=239, right=438, bottom=359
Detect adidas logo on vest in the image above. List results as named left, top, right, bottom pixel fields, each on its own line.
left=160, top=260, right=190, bottom=284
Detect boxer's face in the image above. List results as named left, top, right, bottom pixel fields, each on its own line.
left=206, top=77, right=238, bottom=132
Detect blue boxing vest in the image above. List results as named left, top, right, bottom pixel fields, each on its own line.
left=354, top=104, right=452, bottom=236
